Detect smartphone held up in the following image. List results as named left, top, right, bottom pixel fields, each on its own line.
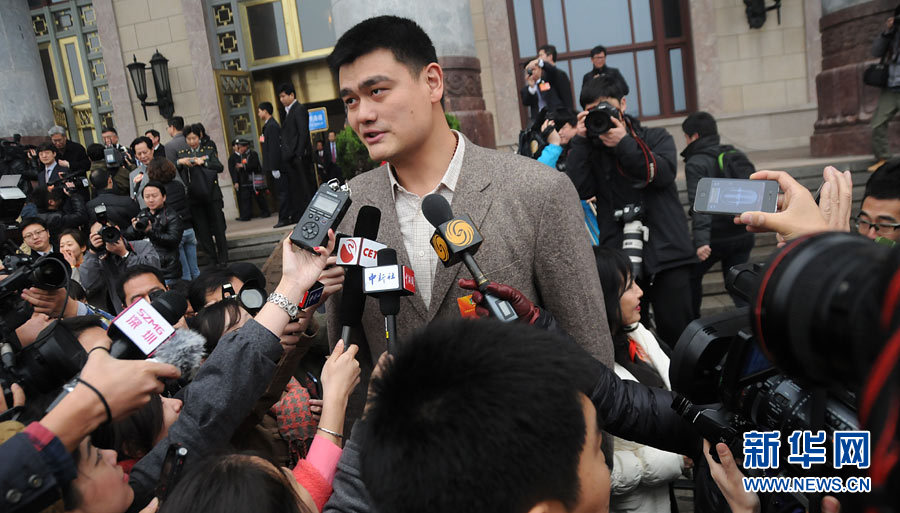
left=693, top=177, right=779, bottom=216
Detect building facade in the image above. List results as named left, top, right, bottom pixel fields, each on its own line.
left=1, top=0, right=894, bottom=208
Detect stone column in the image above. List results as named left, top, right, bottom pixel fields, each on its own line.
left=810, top=0, right=898, bottom=156
left=0, top=0, right=53, bottom=141
left=330, top=0, right=496, bottom=148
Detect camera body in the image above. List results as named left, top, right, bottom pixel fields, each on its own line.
left=93, top=205, right=121, bottom=252
left=104, top=145, right=124, bottom=169
left=585, top=101, right=620, bottom=138
left=134, top=211, right=153, bottom=232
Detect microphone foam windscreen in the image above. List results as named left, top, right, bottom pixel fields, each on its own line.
left=150, top=328, right=206, bottom=381
left=354, top=205, right=382, bottom=239
left=422, top=194, right=454, bottom=228
left=377, top=247, right=398, bottom=266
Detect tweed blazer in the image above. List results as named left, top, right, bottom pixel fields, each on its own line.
left=325, top=134, right=614, bottom=369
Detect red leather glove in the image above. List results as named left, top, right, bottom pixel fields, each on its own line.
left=458, top=278, right=541, bottom=325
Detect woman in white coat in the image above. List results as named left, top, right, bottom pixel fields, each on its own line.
left=594, top=246, right=688, bottom=513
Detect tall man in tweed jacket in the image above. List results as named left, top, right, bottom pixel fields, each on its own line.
left=323, top=16, right=613, bottom=424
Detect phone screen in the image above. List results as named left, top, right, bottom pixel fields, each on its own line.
left=704, top=179, right=768, bottom=213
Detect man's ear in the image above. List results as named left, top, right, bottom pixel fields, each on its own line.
left=422, top=62, right=445, bottom=105
left=526, top=501, right=566, bottom=513
left=619, top=96, right=627, bottom=115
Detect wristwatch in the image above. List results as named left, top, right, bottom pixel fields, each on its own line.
left=267, top=292, right=299, bottom=320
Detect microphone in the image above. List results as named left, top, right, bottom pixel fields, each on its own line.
left=148, top=328, right=206, bottom=381
left=421, top=194, right=518, bottom=322
left=340, top=206, right=382, bottom=341
left=109, top=290, right=188, bottom=360
left=362, top=248, right=416, bottom=352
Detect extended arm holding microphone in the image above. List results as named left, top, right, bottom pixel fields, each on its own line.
left=458, top=278, right=702, bottom=460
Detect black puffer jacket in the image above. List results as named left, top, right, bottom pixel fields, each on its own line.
left=36, top=193, right=89, bottom=236
left=160, top=179, right=192, bottom=229
left=123, top=204, right=184, bottom=280
left=565, top=115, right=697, bottom=275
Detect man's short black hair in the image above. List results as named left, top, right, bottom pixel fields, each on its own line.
left=86, top=143, right=105, bottom=162
left=682, top=111, right=718, bottom=138
left=131, top=136, right=153, bottom=153
left=116, top=265, right=166, bottom=307
left=167, top=116, right=185, bottom=131
left=590, top=45, right=608, bottom=58
left=327, top=15, right=438, bottom=77
left=258, top=101, right=273, bottom=115
left=89, top=168, right=110, bottom=190
left=539, top=44, right=558, bottom=61
left=277, top=83, right=296, bottom=97
left=37, top=141, right=57, bottom=154
left=188, top=268, right=238, bottom=312
left=102, top=126, right=118, bottom=135
left=580, top=74, right=627, bottom=109
left=361, top=319, right=598, bottom=513
left=145, top=129, right=160, bottom=139
left=20, top=217, right=47, bottom=232
left=864, top=160, right=900, bottom=202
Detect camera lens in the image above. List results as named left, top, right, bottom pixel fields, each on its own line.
left=753, top=233, right=890, bottom=386
left=31, top=256, right=68, bottom=290
left=101, top=225, right=121, bottom=243
left=585, top=102, right=618, bottom=138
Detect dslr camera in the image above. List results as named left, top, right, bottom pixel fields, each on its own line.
left=671, top=233, right=899, bottom=511
left=93, top=205, right=121, bottom=255
left=134, top=211, right=153, bottom=232
left=584, top=101, right=620, bottom=138
left=104, top=144, right=125, bottom=169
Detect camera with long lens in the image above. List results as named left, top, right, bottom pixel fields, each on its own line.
left=670, top=233, right=899, bottom=510
left=614, top=204, right=648, bottom=279
left=134, top=211, right=153, bottom=232
left=0, top=135, right=41, bottom=182
left=585, top=101, right=620, bottom=138
left=93, top=205, right=121, bottom=250
left=104, top=145, right=124, bottom=169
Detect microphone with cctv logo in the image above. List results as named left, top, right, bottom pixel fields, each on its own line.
left=339, top=206, right=381, bottom=342
left=362, top=248, right=415, bottom=352
left=421, top=194, right=518, bottom=323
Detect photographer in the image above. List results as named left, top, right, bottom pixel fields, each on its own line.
left=147, top=158, right=198, bottom=280
left=30, top=185, right=89, bottom=237
left=536, top=110, right=579, bottom=170
left=80, top=220, right=160, bottom=313
left=520, top=53, right=575, bottom=122
left=86, top=168, right=140, bottom=230
left=123, top=181, right=184, bottom=283
left=102, top=127, right=137, bottom=193
left=566, top=75, right=696, bottom=348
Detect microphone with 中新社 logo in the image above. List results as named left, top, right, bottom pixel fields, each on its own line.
left=362, top=248, right=415, bottom=352
left=421, top=194, right=518, bottom=322
left=339, top=206, right=382, bottom=342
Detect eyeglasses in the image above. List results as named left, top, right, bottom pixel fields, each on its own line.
left=23, top=228, right=47, bottom=240
left=853, top=216, right=900, bottom=234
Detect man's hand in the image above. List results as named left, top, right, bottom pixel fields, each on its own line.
left=21, top=287, right=74, bottom=318
left=702, top=440, right=761, bottom=513
left=817, top=166, right=853, bottom=233
left=734, top=170, right=840, bottom=242
left=106, top=236, right=128, bottom=257
left=57, top=159, right=70, bottom=168
left=541, top=119, right=561, bottom=146
left=14, top=313, right=52, bottom=347
left=887, top=16, right=895, bottom=31
left=696, top=245, right=711, bottom=261
left=458, top=278, right=541, bottom=324
left=576, top=110, right=589, bottom=138
left=598, top=115, right=628, bottom=147
left=0, top=383, right=25, bottom=411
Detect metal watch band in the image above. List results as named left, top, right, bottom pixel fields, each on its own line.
left=267, top=292, right=298, bottom=320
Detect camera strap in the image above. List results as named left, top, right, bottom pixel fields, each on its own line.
left=615, top=119, right=657, bottom=186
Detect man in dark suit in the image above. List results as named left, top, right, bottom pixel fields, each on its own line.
left=86, top=168, right=140, bottom=229
left=258, top=101, right=292, bottom=228
left=278, top=82, right=313, bottom=219
left=323, top=16, right=613, bottom=429
left=581, top=45, right=629, bottom=95
left=520, top=50, right=575, bottom=122
left=145, top=129, right=166, bottom=159
left=228, top=138, right=269, bottom=221
left=48, top=125, right=90, bottom=174
left=33, top=141, right=70, bottom=190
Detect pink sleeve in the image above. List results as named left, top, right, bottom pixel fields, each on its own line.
left=291, top=435, right=343, bottom=511
left=306, top=434, right=343, bottom=484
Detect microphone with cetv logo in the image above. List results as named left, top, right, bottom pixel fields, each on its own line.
left=421, top=194, right=518, bottom=323
left=337, top=236, right=385, bottom=267
left=340, top=206, right=382, bottom=342
left=362, top=248, right=415, bottom=352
